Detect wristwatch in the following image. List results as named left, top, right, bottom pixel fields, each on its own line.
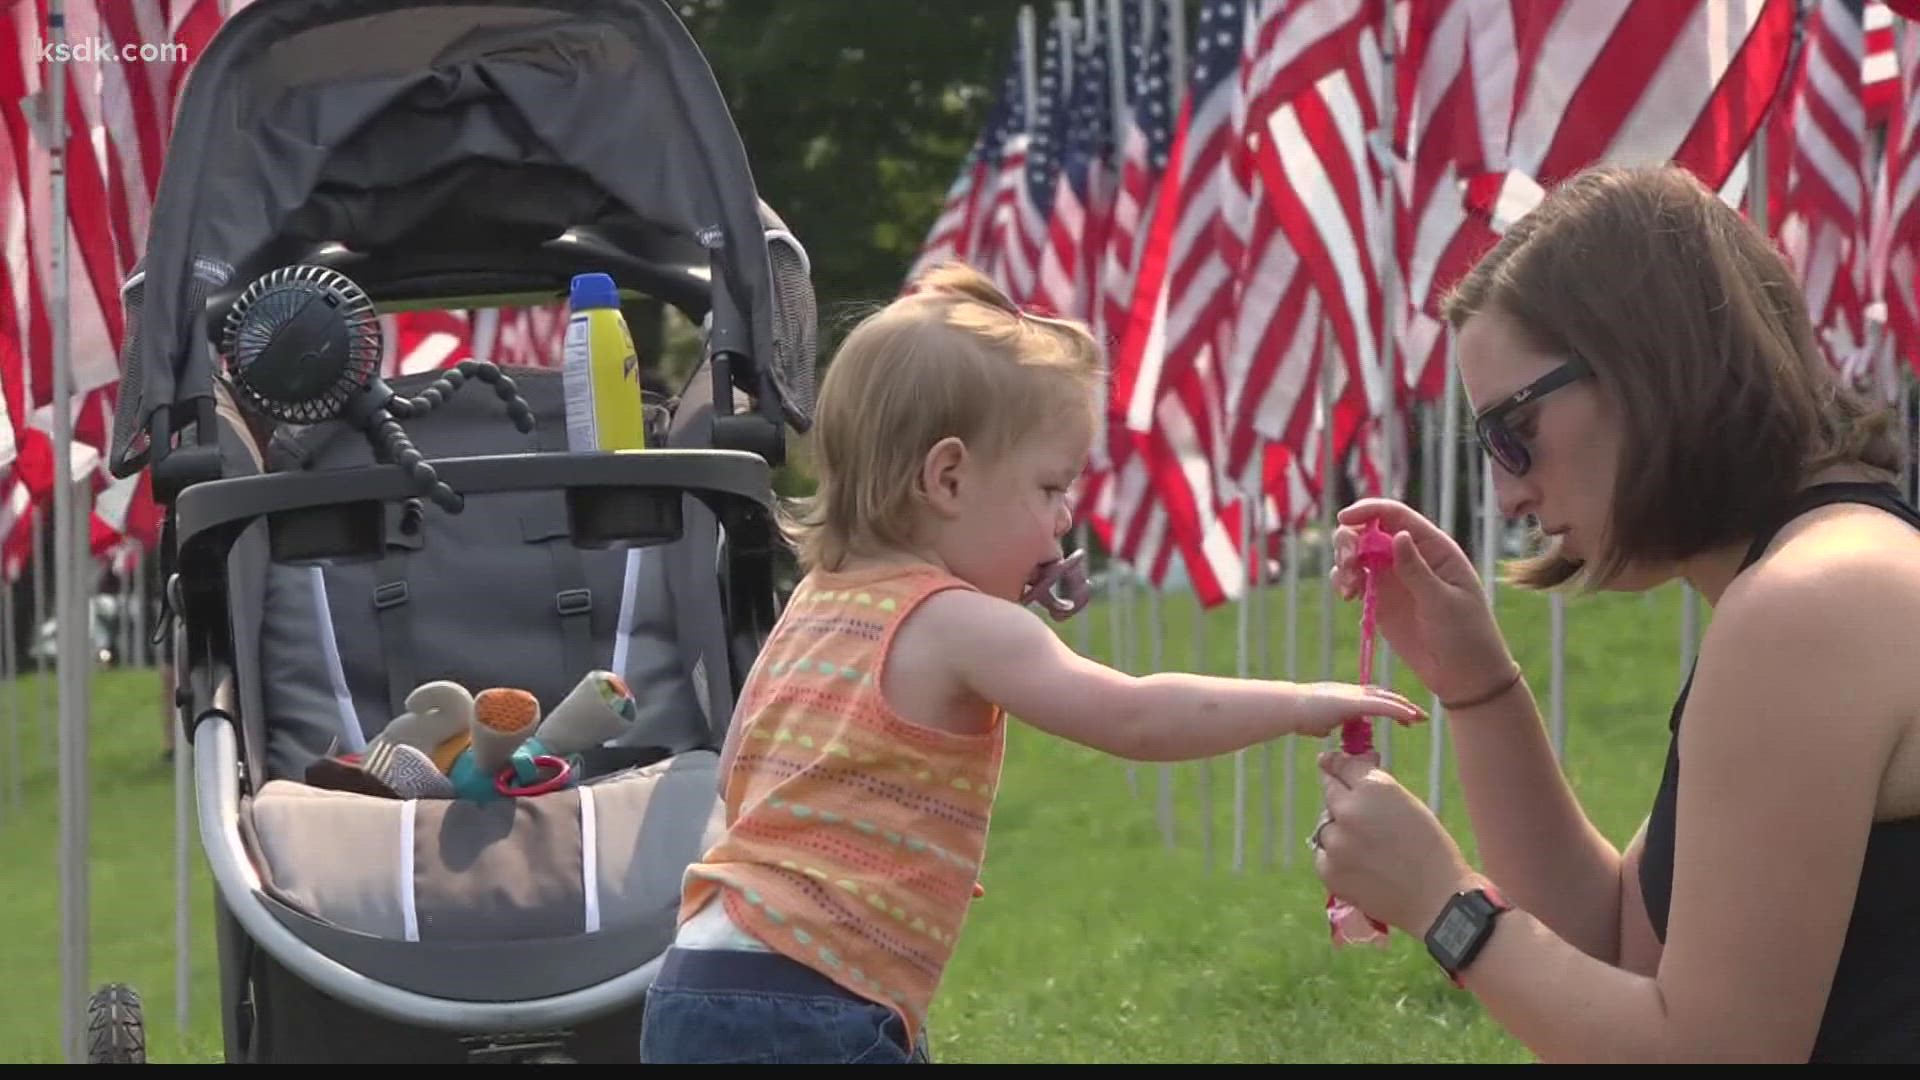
left=1424, top=882, right=1511, bottom=987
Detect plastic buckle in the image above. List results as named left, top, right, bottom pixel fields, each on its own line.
left=555, top=588, right=592, bottom=617
left=373, top=581, right=410, bottom=610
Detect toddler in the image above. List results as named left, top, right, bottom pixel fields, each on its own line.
left=638, top=263, right=1425, bottom=1064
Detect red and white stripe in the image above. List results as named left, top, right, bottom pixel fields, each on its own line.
left=1869, top=15, right=1918, bottom=372
left=1866, top=1, right=1900, bottom=124
left=1392, top=0, right=1514, bottom=401
left=1471, top=0, right=1798, bottom=230
left=3, top=0, right=124, bottom=471
left=1767, top=0, right=1883, bottom=385
left=1252, top=0, right=1398, bottom=503
left=1218, top=0, right=1377, bottom=529
left=1106, top=0, right=1255, bottom=604
left=1093, top=5, right=1169, bottom=350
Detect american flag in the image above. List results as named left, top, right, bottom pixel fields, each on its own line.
left=1094, top=0, right=1173, bottom=350
left=4, top=0, right=123, bottom=466
left=905, top=31, right=1026, bottom=287
left=1774, top=1, right=1870, bottom=238
left=1, top=0, right=227, bottom=574
left=929, top=0, right=1919, bottom=599
left=1108, top=0, right=1254, bottom=605
left=1393, top=0, right=1514, bottom=403
left=1465, top=0, right=1798, bottom=234
left=1218, top=0, right=1369, bottom=536
left=1007, top=7, right=1074, bottom=306
left=1869, top=8, right=1918, bottom=373
left=1769, top=0, right=1878, bottom=385
left=1866, top=0, right=1901, bottom=123
left=1250, top=0, right=1401, bottom=504
left=1080, top=0, right=1174, bottom=563
left=1031, top=2, right=1117, bottom=321
left=378, top=306, right=571, bottom=377
left=967, top=20, right=1036, bottom=300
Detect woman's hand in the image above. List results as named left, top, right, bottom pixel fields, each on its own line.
left=1310, top=751, right=1477, bottom=933
left=1330, top=499, right=1517, bottom=706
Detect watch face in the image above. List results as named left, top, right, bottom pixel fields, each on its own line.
left=1431, top=905, right=1480, bottom=958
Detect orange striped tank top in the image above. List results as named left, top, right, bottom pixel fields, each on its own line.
left=679, top=563, right=1006, bottom=1043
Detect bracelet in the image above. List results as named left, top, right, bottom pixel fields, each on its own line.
left=1440, top=667, right=1524, bottom=711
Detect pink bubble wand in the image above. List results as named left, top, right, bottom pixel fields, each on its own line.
left=1347, top=520, right=1392, bottom=753
left=1326, top=519, right=1394, bottom=946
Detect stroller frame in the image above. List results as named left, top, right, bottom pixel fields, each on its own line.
left=100, top=0, right=814, bottom=1063
left=173, top=451, right=776, bottom=1062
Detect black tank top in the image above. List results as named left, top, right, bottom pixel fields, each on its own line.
left=1638, top=481, right=1920, bottom=1063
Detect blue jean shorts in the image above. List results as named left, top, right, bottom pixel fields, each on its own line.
left=639, top=946, right=932, bottom=1064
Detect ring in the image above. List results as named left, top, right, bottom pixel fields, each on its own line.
left=495, top=754, right=574, bottom=798
left=1306, top=811, right=1333, bottom=852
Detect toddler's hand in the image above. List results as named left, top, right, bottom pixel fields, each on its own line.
left=1293, top=682, right=1427, bottom=738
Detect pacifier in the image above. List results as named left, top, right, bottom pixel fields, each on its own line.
left=1021, top=549, right=1091, bottom=621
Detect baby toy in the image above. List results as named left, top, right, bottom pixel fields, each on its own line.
left=303, top=670, right=643, bottom=804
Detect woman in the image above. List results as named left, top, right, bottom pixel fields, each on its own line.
left=1308, top=165, right=1920, bottom=1063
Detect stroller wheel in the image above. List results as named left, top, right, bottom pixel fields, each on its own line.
left=84, top=983, right=147, bottom=1064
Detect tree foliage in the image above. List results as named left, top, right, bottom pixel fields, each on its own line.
left=675, top=1, right=1028, bottom=323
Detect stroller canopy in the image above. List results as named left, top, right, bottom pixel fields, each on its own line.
left=112, top=0, right=801, bottom=478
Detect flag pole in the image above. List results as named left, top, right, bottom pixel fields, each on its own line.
left=1372, top=0, right=1399, bottom=768
left=47, top=0, right=93, bottom=1061
left=1233, top=472, right=1251, bottom=871
left=1195, top=590, right=1212, bottom=871
left=1256, top=455, right=1274, bottom=868
left=34, top=513, right=49, bottom=744
left=1430, top=329, right=1460, bottom=812
left=1105, top=0, right=1126, bottom=147
left=1282, top=516, right=1299, bottom=867
left=3, top=572, right=17, bottom=813
left=1152, top=579, right=1173, bottom=849
left=1318, top=327, right=1336, bottom=685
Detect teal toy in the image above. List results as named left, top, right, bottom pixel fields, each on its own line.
left=447, top=738, right=579, bottom=803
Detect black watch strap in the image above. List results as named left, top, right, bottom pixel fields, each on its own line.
left=1424, top=882, right=1511, bottom=987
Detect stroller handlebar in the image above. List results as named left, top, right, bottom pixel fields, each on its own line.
left=173, top=448, right=775, bottom=572
left=167, top=447, right=781, bottom=777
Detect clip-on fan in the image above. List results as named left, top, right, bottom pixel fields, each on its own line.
left=218, top=265, right=536, bottom=532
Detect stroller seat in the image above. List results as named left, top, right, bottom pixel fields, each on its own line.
left=98, top=0, right=816, bottom=1064
left=200, top=364, right=739, bottom=1062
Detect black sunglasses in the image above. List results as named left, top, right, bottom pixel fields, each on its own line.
left=1473, top=356, right=1592, bottom=476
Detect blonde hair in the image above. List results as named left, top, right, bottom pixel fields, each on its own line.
left=784, top=262, right=1105, bottom=573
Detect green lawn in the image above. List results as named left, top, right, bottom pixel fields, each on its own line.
left=0, top=578, right=1701, bottom=1063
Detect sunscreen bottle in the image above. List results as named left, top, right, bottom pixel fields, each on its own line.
left=562, top=272, right=647, bottom=452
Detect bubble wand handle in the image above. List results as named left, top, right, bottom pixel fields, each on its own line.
left=1346, top=521, right=1394, bottom=755
left=1326, top=519, right=1397, bottom=947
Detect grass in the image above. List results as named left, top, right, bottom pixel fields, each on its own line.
left=0, top=577, right=1703, bottom=1063
left=0, top=667, right=223, bottom=1064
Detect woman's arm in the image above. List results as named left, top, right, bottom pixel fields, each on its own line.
left=1615, top=825, right=1665, bottom=976
left=1431, top=554, right=1909, bottom=1061
left=1442, top=673, right=1630, bottom=963
left=1329, top=501, right=1634, bottom=956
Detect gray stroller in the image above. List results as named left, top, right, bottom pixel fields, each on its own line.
left=95, top=0, right=816, bottom=1063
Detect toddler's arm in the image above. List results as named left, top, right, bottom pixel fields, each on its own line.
left=927, top=590, right=1424, bottom=762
